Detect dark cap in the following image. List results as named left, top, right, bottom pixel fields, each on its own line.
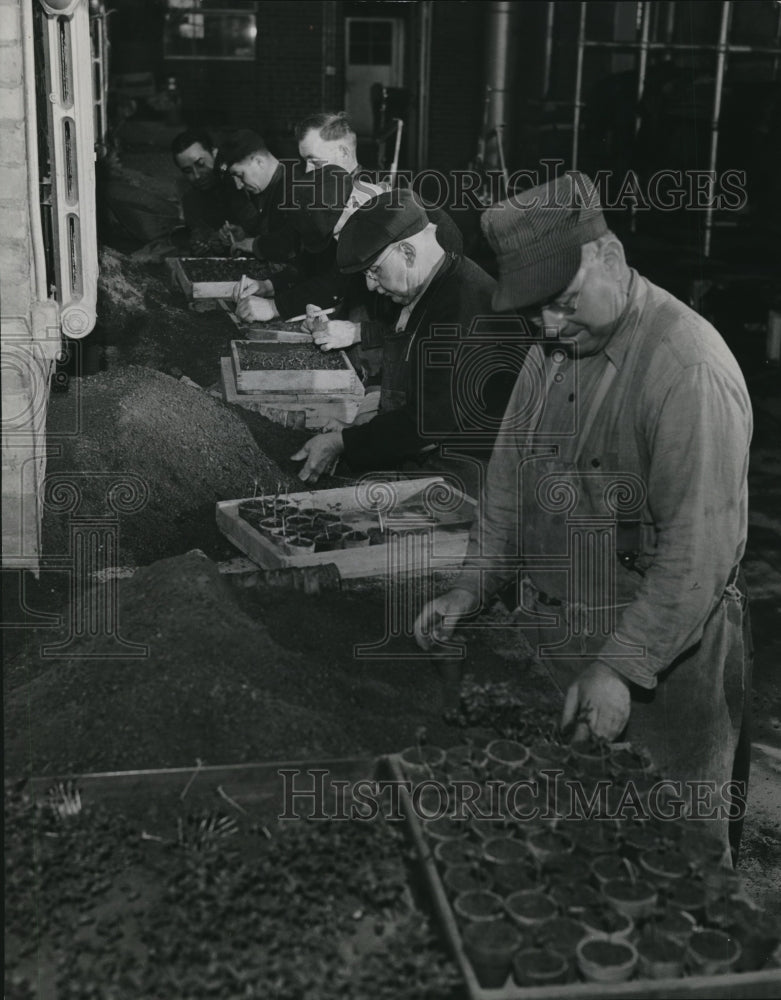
left=336, top=189, right=430, bottom=273
left=482, top=172, right=608, bottom=311
left=289, top=163, right=353, bottom=254
left=220, top=129, right=267, bottom=166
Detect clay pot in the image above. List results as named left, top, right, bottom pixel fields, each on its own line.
left=444, top=745, right=488, bottom=773
left=637, top=931, right=686, bottom=980
left=443, top=864, right=493, bottom=896
left=284, top=514, right=314, bottom=532
left=549, top=881, right=601, bottom=915
left=258, top=516, right=285, bottom=538
left=482, top=838, right=534, bottom=894
left=399, top=745, right=445, bottom=779
left=434, top=839, right=478, bottom=868
left=313, top=529, right=344, bottom=552
left=486, top=739, right=530, bottom=770
left=569, top=740, right=611, bottom=776
left=526, top=828, right=574, bottom=867
left=542, top=852, right=583, bottom=882
left=576, top=936, right=638, bottom=983
left=513, top=946, right=569, bottom=987
left=602, top=877, right=658, bottom=920
left=687, top=928, right=742, bottom=975
left=579, top=905, right=634, bottom=941
left=529, top=741, right=570, bottom=771
left=668, top=879, right=708, bottom=920
left=283, top=534, right=315, bottom=555
left=623, top=822, right=664, bottom=861
left=313, top=511, right=342, bottom=530
left=463, top=919, right=521, bottom=989
left=638, top=848, right=690, bottom=886
left=702, top=867, right=744, bottom=904
left=453, top=889, right=504, bottom=925
left=573, top=824, right=621, bottom=857
left=505, top=890, right=557, bottom=931
left=590, top=854, right=630, bottom=887
left=677, top=828, right=728, bottom=870
left=649, top=907, right=697, bottom=947
left=342, top=529, right=369, bottom=548
left=422, top=815, right=469, bottom=843
left=536, top=916, right=588, bottom=967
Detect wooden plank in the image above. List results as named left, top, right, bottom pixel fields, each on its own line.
left=384, top=754, right=781, bottom=1000
left=230, top=340, right=360, bottom=394
left=166, top=256, right=193, bottom=298
left=215, top=478, right=477, bottom=580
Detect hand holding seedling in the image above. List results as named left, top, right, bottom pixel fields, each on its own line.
left=561, top=662, right=630, bottom=743
left=310, top=320, right=361, bottom=352
left=232, top=277, right=275, bottom=302
left=291, top=431, right=345, bottom=483
left=414, top=588, right=480, bottom=651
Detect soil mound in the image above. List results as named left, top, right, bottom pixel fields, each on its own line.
left=43, top=366, right=298, bottom=564
left=4, top=553, right=350, bottom=774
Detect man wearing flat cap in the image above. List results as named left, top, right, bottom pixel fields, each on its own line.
left=291, top=189, right=509, bottom=485
left=415, top=172, right=752, bottom=856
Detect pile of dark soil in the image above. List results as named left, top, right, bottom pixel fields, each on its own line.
left=43, top=366, right=302, bottom=565
left=4, top=552, right=548, bottom=776
left=182, top=257, right=285, bottom=283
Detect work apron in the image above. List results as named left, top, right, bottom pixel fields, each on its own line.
left=516, top=356, right=751, bottom=850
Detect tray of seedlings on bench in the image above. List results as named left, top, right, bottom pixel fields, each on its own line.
left=230, top=339, right=360, bottom=394
left=383, top=732, right=781, bottom=1000
left=167, top=256, right=287, bottom=300
left=216, top=476, right=477, bottom=578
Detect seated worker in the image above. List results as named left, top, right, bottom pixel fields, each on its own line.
left=290, top=190, right=510, bottom=490
left=231, top=161, right=354, bottom=323
left=171, top=129, right=259, bottom=256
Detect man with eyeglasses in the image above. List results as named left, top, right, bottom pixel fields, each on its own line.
left=290, top=189, right=503, bottom=487
left=413, top=172, right=753, bottom=858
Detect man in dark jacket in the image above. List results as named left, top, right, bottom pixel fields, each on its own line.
left=291, top=190, right=510, bottom=485
left=171, top=129, right=259, bottom=255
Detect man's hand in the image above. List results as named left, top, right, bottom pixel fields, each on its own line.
left=310, top=320, right=361, bottom=352
left=414, top=588, right=480, bottom=651
left=290, top=432, right=344, bottom=483
left=231, top=278, right=274, bottom=303
left=218, top=222, right=247, bottom=246
left=561, top=662, right=631, bottom=743
left=236, top=295, right=279, bottom=324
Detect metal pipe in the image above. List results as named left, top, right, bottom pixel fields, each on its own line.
left=572, top=1, right=587, bottom=170
left=630, top=2, right=651, bottom=234
left=542, top=1, right=555, bottom=99
left=704, top=1, right=732, bottom=258
left=22, top=0, right=48, bottom=302
left=773, top=2, right=781, bottom=81
left=416, top=0, right=432, bottom=169
left=578, top=39, right=780, bottom=54
left=483, top=1, right=513, bottom=170
left=664, top=0, right=676, bottom=46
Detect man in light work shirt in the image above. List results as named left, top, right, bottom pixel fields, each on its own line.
left=415, top=173, right=753, bottom=854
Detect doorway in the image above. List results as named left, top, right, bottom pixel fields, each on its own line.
left=344, top=17, right=404, bottom=137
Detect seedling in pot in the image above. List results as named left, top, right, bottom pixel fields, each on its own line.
left=463, top=919, right=521, bottom=989
left=576, top=936, right=638, bottom=983
left=636, top=927, right=687, bottom=980
left=687, top=927, right=742, bottom=975
left=505, top=889, right=557, bottom=931
left=452, top=889, right=504, bottom=926
left=513, top=946, right=570, bottom=987
left=579, top=903, right=634, bottom=941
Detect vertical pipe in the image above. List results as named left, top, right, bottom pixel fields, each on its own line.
left=22, top=0, right=48, bottom=301
left=572, top=1, right=587, bottom=170
left=704, top=1, right=732, bottom=258
left=773, top=3, right=781, bottom=81
left=630, top=2, right=651, bottom=233
left=417, top=0, right=432, bottom=169
left=665, top=0, right=676, bottom=46
left=542, top=0, right=555, bottom=99
left=483, top=2, right=513, bottom=170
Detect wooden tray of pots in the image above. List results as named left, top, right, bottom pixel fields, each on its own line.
left=215, top=476, right=477, bottom=580
left=383, top=737, right=781, bottom=999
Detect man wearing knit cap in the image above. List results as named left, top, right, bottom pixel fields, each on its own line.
left=290, top=189, right=507, bottom=485
left=415, top=172, right=753, bottom=857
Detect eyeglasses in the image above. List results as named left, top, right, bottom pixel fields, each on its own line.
left=363, top=243, right=396, bottom=279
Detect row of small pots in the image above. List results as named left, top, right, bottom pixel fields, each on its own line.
left=458, top=891, right=743, bottom=988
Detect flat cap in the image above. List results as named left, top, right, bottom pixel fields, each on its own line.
left=220, top=129, right=267, bottom=166
left=483, top=172, right=608, bottom=311
left=336, top=189, right=430, bottom=273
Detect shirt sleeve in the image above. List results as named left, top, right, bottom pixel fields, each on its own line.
left=593, top=361, right=751, bottom=689
left=453, top=358, right=541, bottom=599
